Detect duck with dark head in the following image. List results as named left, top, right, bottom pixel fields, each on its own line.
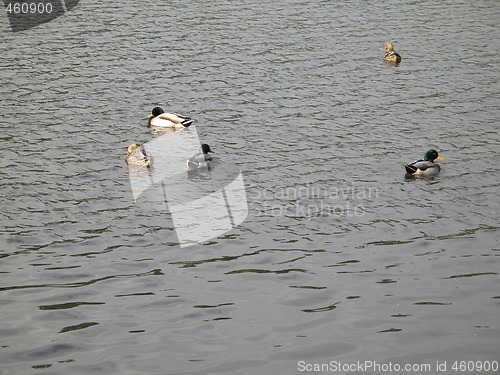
left=148, top=107, right=194, bottom=128
left=405, top=149, right=444, bottom=178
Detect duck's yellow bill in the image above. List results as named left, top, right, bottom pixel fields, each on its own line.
left=437, top=155, right=445, bottom=160
left=147, top=113, right=154, bottom=119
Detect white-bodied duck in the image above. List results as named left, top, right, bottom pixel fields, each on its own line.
left=148, top=107, right=193, bottom=128
left=186, top=144, right=214, bottom=170
left=405, top=149, right=444, bottom=178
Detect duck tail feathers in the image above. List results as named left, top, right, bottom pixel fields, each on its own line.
left=182, top=119, right=194, bottom=127
left=404, top=164, right=417, bottom=174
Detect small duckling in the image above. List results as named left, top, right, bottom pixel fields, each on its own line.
left=405, top=149, right=444, bottom=178
left=125, top=143, right=151, bottom=168
left=148, top=107, right=193, bottom=128
left=383, top=41, right=402, bottom=64
left=186, top=144, right=213, bottom=170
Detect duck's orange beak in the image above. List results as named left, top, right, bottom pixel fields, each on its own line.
left=437, top=155, right=445, bottom=161
left=147, top=113, right=154, bottom=119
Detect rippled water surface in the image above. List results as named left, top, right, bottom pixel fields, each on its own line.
left=1, top=1, right=499, bottom=374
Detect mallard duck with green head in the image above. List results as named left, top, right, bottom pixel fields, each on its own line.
left=148, top=107, right=194, bottom=128
left=405, top=149, right=444, bottom=178
left=186, top=144, right=214, bottom=170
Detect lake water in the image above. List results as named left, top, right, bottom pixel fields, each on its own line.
left=0, top=1, right=499, bottom=374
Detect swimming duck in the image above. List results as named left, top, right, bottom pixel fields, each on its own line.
left=383, top=41, right=402, bottom=64
left=405, top=149, right=444, bottom=177
left=125, top=143, right=151, bottom=168
left=148, top=107, right=194, bottom=128
left=186, top=144, right=213, bottom=170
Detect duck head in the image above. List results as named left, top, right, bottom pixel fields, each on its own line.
left=424, top=149, right=445, bottom=162
left=148, top=107, right=164, bottom=119
left=128, top=143, right=142, bottom=154
left=384, top=41, right=394, bottom=52
left=200, top=144, right=212, bottom=154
